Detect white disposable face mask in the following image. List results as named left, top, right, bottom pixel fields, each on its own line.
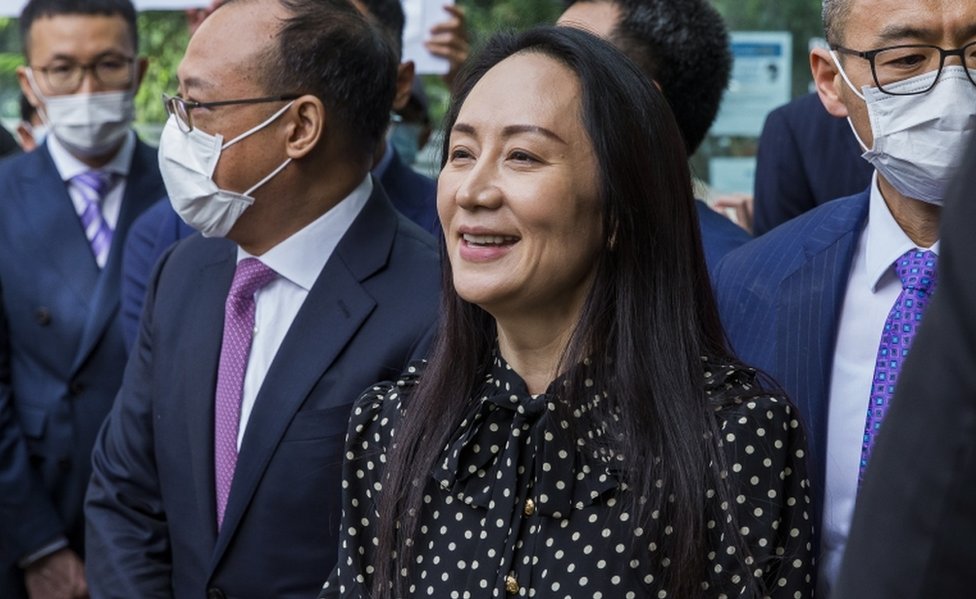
left=832, top=53, right=976, bottom=205
left=158, top=101, right=294, bottom=238
left=27, top=69, right=134, bottom=158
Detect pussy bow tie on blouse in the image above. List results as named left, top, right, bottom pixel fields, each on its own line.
left=432, top=357, right=622, bottom=518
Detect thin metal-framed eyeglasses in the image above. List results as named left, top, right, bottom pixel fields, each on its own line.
left=162, top=93, right=302, bottom=133
left=830, top=41, right=976, bottom=95
left=32, top=56, right=135, bottom=95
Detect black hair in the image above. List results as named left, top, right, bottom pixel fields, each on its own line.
left=259, top=0, right=398, bottom=158
left=564, top=0, right=731, bottom=155
left=356, top=0, right=405, bottom=59
left=374, top=25, right=752, bottom=598
left=19, top=0, right=139, bottom=60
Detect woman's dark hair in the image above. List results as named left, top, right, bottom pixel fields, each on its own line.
left=375, top=26, right=746, bottom=598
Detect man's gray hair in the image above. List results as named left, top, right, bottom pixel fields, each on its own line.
left=822, top=0, right=852, bottom=44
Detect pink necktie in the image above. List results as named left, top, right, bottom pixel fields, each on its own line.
left=71, top=170, right=114, bottom=267
left=214, top=258, right=277, bottom=529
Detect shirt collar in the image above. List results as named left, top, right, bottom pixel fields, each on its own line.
left=46, top=129, right=136, bottom=181
left=237, top=174, right=373, bottom=291
left=864, top=172, right=941, bottom=292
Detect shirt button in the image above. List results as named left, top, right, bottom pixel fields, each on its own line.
left=523, top=498, right=536, bottom=516
left=505, top=574, right=519, bottom=594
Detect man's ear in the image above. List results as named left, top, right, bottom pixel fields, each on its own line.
left=392, top=60, right=415, bottom=112
left=285, top=95, right=325, bottom=159
left=810, top=48, right=849, bottom=118
left=17, top=66, right=43, bottom=110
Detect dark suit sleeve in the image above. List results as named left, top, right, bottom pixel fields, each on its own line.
left=752, top=105, right=815, bottom=236
left=833, top=135, right=976, bottom=599
left=85, top=248, right=175, bottom=598
left=0, top=277, right=66, bottom=564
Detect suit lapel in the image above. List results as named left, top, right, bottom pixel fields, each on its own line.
left=773, top=192, right=869, bottom=509
left=17, top=145, right=99, bottom=307
left=180, top=242, right=238, bottom=544
left=210, top=183, right=398, bottom=568
left=71, top=141, right=163, bottom=373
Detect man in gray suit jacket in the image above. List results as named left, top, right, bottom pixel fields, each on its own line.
left=84, top=0, right=440, bottom=597
left=0, top=1, right=162, bottom=597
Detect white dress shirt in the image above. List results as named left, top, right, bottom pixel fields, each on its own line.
left=819, top=174, right=939, bottom=594
left=234, top=175, right=372, bottom=448
left=47, top=131, right=135, bottom=267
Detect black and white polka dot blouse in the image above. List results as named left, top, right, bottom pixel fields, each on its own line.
left=321, top=354, right=815, bottom=598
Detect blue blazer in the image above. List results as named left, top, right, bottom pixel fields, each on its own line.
left=713, top=188, right=870, bottom=525
left=120, top=147, right=438, bottom=349
left=0, top=140, right=163, bottom=593
left=753, top=93, right=873, bottom=236
left=85, top=183, right=441, bottom=598
left=695, top=199, right=752, bottom=272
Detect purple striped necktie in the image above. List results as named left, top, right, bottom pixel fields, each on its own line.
left=71, top=170, right=114, bottom=268
left=859, top=249, right=937, bottom=484
left=214, top=258, right=278, bottom=529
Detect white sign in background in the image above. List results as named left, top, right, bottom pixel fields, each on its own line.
left=711, top=31, right=793, bottom=138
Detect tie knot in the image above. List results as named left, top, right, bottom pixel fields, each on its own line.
left=72, top=170, right=112, bottom=200
left=894, top=249, right=937, bottom=293
left=229, top=258, right=277, bottom=298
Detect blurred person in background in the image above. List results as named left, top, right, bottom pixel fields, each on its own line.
left=558, top=0, right=751, bottom=270
left=0, top=0, right=163, bottom=597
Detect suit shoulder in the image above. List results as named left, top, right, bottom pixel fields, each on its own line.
left=718, top=191, right=868, bottom=275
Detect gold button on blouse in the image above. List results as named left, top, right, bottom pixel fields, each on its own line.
left=505, top=574, right=519, bottom=594
left=523, top=498, right=536, bottom=516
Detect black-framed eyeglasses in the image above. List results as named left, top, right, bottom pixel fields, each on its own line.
left=162, top=93, right=302, bottom=133
left=831, top=41, right=976, bottom=95
left=32, top=56, right=135, bottom=95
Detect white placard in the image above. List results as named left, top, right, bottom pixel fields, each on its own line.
left=402, top=0, right=451, bottom=75
left=712, top=31, right=793, bottom=137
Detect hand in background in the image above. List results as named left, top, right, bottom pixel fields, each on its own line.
left=24, top=548, right=88, bottom=599
left=425, top=5, right=470, bottom=89
left=711, top=193, right=754, bottom=234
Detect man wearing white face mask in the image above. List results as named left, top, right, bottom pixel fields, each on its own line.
left=712, top=0, right=976, bottom=595
left=84, top=0, right=440, bottom=597
left=0, top=1, right=163, bottom=597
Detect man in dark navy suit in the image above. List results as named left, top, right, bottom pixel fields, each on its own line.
left=834, top=133, right=976, bottom=599
left=0, top=1, right=163, bottom=597
left=118, top=0, right=438, bottom=350
left=84, top=0, right=440, bottom=596
left=752, top=92, right=873, bottom=235
left=557, top=0, right=750, bottom=271
left=713, top=0, right=976, bottom=594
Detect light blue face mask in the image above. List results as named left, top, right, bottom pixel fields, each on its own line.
left=389, top=121, right=425, bottom=167
left=831, top=52, right=976, bottom=205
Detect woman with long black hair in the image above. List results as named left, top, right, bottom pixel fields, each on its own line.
left=321, top=26, right=814, bottom=598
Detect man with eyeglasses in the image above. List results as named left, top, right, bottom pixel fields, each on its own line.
left=83, top=0, right=439, bottom=597
left=714, top=0, right=976, bottom=594
left=0, top=1, right=164, bottom=597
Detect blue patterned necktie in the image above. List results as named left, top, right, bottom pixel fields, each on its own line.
left=72, top=170, right=114, bottom=268
left=859, top=249, right=937, bottom=483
